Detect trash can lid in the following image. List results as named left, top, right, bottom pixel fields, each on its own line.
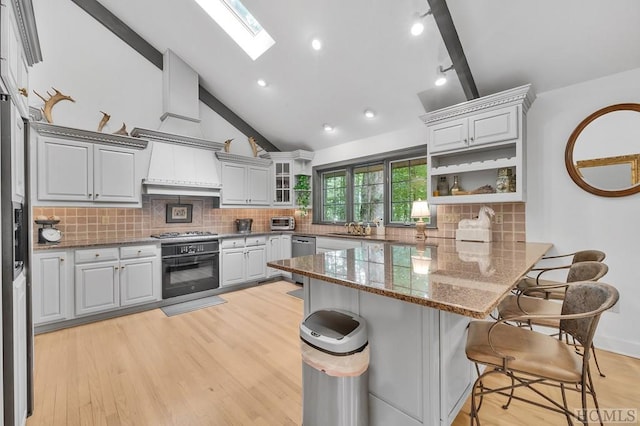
left=300, top=309, right=367, bottom=355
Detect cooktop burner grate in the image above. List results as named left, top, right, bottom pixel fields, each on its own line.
left=151, top=231, right=218, bottom=239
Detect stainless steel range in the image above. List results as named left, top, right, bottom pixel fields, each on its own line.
left=153, top=232, right=220, bottom=299
left=151, top=231, right=217, bottom=239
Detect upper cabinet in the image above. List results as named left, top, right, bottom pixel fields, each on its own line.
left=260, top=150, right=314, bottom=207
left=216, top=152, right=272, bottom=206
left=32, top=123, right=148, bottom=205
left=421, top=84, right=535, bottom=205
left=0, top=0, right=42, bottom=118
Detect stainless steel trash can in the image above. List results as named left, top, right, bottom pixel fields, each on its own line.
left=300, top=309, right=369, bottom=426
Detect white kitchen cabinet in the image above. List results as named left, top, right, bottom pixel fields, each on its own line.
left=74, top=244, right=160, bottom=316
left=32, top=123, right=148, bottom=205
left=217, top=152, right=272, bottom=206
left=13, top=272, right=27, bottom=426
left=75, top=259, right=120, bottom=316
left=260, top=150, right=314, bottom=207
left=11, top=99, right=25, bottom=202
left=428, top=106, right=518, bottom=154
left=0, top=0, right=30, bottom=117
left=220, top=236, right=267, bottom=286
left=267, top=234, right=292, bottom=279
left=32, top=250, right=72, bottom=325
left=37, top=137, right=137, bottom=203
left=119, top=244, right=160, bottom=306
left=422, top=84, right=535, bottom=205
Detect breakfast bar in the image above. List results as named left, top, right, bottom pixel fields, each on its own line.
left=268, top=238, right=552, bottom=426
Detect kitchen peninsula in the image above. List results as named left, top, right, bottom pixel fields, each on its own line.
left=268, top=238, right=552, bottom=426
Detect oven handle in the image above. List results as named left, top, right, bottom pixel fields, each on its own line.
left=162, top=252, right=219, bottom=260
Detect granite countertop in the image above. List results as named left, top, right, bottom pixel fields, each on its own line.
left=268, top=238, right=553, bottom=318
left=32, top=229, right=397, bottom=251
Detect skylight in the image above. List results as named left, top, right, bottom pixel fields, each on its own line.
left=193, top=0, right=275, bottom=60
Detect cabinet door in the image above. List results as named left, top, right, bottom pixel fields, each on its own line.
left=38, top=138, right=93, bottom=201
left=75, top=261, right=119, bottom=316
left=266, top=236, right=281, bottom=278
left=221, top=248, right=245, bottom=286
left=12, top=272, right=27, bottom=425
left=221, top=162, right=247, bottom=204
left=468, top=106, right=518, bottom=147
left=120, top=257, right=158, bottom=306
left=273, top=161, right=292, bottom=205
left=428, top=118, right=468, bottom=153
left=280, top=235, right=292, bottom=279
left=94, top=145, right=137, bottom=203
left=247, top=166, right=270, bottom=205
left=32, top=251, right=69, bottom=325
left=246, top=245, right=266, bottom=281
left=11, top=101, right=25, bottom=203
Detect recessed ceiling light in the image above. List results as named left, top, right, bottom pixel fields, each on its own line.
left=410, top=22, right=425, bottom=36
left=323, top=123, right=334, bottom=132
left=435, top=76, right=447, bottom=86
left=257, top=78, right=267, bottom=87
left=311, top=38, right=322, bottom=51
left=364, top=109, right=376, bottom=119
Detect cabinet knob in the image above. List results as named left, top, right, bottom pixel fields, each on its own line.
left=88, top=193, right=92, bottom=198
left=60, top=258, right=64, bottom=262
left=137, top=250, right=142, bottom=253
left=18, top=88, right=28, bottom=97
left=95, top=253, right=100, bottom=257
left=115, top=266, right=119, bottom=270
left=469, top=136, right=474, bottom=142
left=121, top=265, right=125, bottom=269
left=95, top=194, right=99, bottom=197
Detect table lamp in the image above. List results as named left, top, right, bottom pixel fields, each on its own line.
left=411, top=199, right=430, bottom=239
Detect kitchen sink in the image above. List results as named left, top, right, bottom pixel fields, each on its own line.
left=326, top=232, right=367, bottom=238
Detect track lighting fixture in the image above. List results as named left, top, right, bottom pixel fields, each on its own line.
left=435, top=65, right=454, bottom=86
left=411, top=10, right=433, bottom=36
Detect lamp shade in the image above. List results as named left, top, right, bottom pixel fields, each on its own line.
left=411, top=200, right=430, bottom=219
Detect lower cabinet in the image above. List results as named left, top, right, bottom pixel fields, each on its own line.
left=32, top=250, right=71, bottom=325
left=33, top=244, right=161, bottom=325
left=220, top=236, right=267, bottom=286
left=267, top=234, right=292, bottom=279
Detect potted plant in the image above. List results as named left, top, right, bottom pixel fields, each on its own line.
left=294, top=175, right=311, bottom=216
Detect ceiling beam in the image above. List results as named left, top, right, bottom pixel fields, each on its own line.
left=70, top=0, right=279, bottom=151
left=428, top=0, right=479, bottom=100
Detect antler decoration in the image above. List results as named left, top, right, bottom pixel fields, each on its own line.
left=224, top=138, right=233, bottom=153
left=248, top=136, right=264, bottom=157
left=113, top=123, right=129, bottom=136
left=33, top=87, right=75, bottom=124
left=97, top=111, right=111, bottom=132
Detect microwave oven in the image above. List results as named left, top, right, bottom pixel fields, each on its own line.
left=271, top=216, right=295, bottom=231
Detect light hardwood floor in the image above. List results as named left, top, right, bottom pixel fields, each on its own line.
left=28, top=281, right=640, bottom=426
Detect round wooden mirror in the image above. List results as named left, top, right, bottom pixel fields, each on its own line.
left=565, top=103, right=640, bottom=197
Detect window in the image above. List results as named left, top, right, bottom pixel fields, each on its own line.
left=353, top=163, right=384, bottom=222
left=390, top=157, right=428, bottom=224
left=322, top=170, right=347, bottom=222
left=193, top=0, right=275, bottom=60
left=313, top=147, right=436, bottom=227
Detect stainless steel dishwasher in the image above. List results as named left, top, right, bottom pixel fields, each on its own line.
left=291, top=235, right=316, bottom=284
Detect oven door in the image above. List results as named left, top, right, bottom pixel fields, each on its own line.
left=162, top=252, right=220, bottom=299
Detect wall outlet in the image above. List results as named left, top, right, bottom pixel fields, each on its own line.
left=101, top=216, right=109, bottom=224
left=494, top=213, right=503, bottom=225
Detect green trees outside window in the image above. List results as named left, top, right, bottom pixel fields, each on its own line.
left=322, top=170, right=347, bottom=222
left=390, top=157, right=428, bottom=223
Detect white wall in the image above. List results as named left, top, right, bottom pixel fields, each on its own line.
left=30, top=0, right=252, bottom=156
left=527, top=67, right=640, bottom=357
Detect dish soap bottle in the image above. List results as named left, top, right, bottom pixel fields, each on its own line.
left=450, top=175, right=462, bottom=195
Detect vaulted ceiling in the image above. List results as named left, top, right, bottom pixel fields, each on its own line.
left=91, top=0, right=640, bottom=152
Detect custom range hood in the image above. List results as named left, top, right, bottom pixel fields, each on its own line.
left=132, top=50, right=224, bottom=197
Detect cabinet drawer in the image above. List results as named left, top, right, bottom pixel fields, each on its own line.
left=120, top=244, right=158, bottom=259
left=75, top=247, right=119, bottom=263
left=245, top=235, right=267, bottom=246
left=221, top=238, right=245, bottom=249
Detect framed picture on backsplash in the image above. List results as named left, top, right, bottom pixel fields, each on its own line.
left=166, top=203, right=193, bottom=223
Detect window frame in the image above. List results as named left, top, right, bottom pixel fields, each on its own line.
left=312, top=146, right=437, bottom=228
